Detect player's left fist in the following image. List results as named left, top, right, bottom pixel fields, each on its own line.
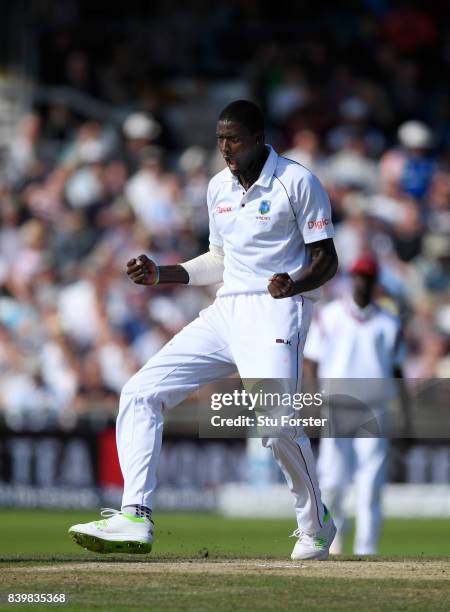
left=126, top=254, right=158, bottom=285
left=268, top=273, right=294, bottom=299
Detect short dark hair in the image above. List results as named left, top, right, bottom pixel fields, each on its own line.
left=218, top=100, right=264, bottom=135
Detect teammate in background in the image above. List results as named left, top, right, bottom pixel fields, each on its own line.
left=304, top=255, right=407, bottom=555
left=69, top=100, right=338, bottom=560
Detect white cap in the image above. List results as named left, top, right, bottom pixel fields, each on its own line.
left=77, top=139, right=105, bottom=163
left=178, top=146, right=207, bottom=173
left=397, top=121, right=433, bottom=149
left=123, top=112, right=161, bottom=140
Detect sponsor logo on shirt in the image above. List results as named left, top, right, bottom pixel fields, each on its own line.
left=259, top=200, right=271, bottom=215
left=308, top=218, right=331, bottom=230
left=216, top=206, right=233, bottom=214
left=276, top=338, right=292, bottom=345
left=256, top=200, right=272, bottom=220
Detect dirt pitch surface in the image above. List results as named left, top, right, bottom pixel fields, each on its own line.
left=9, top=559, right=450, bottom=581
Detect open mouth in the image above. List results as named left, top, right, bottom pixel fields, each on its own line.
left=225, top=157, right=238, bottom=171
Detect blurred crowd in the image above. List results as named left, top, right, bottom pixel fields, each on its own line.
left=0, top=0, right=449, bottom=425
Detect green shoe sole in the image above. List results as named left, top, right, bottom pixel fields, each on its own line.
left=69, top=531, right=152, bottom=554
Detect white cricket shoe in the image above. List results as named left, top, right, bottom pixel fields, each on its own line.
left=290, top=508, right=337, bottom=561
left=329, top=531, right=344, bottom=555
left=69, top=508, right=153, bottom=554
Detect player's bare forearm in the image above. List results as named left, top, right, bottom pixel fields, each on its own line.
left=292, top=239, right=338, bottom=293
left=127, top=255, right=189, bottom=285
left=158, top=265, right=189, bottom=284
left=268, top=239, right=338, bottom=298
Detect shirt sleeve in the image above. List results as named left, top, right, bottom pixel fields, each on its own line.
left=180, top=245, right=224, bottom=286
left=303, top=310, right=325, bottom=363
left=207, top=181, right=223, bottom=248
left=295, top=173, right=335, bottom=244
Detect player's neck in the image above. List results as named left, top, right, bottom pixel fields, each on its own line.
left=238, top=147, right=269, bottom=191
left=352, top=293, right=372, bottom=309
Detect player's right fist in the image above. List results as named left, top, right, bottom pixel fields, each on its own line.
left=126, top=254, right=158, bottom=285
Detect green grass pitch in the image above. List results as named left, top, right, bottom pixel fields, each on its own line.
left=0, top=510, right=449, bottom=611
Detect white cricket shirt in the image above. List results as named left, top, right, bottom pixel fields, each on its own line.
left=207, top=145, right=334, bottom=297
left=304, top=297, right=405, bottom=378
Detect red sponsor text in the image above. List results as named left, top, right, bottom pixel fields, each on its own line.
left=308, top=218, right=331, bottom=230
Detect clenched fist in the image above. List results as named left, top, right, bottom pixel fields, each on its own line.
left=126, top=254, right=158, bottom=285
left=268, top=272, right=294, bottom=298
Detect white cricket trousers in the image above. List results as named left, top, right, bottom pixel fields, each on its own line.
left=117, top=293, right=325, bottom=534
left=317, top=436, right=388, bottom=554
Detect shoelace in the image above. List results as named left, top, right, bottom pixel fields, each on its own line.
left=98, top=507, right=154, bottom=527
left=290, top=527, right=328, bottom=550
left=99, top=506, right=154, bottom=526
left=290, top=528, right=303, bottom=540
left=99, top=508, right=122, bottom=519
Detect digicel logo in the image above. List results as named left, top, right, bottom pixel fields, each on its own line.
left=217, top=206, right=233, bottom=214
left=308, top=218, right=331, bottom=230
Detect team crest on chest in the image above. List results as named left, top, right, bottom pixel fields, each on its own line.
left=259, top=200, right=271, bottom=215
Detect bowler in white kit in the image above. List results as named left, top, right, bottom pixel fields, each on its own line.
left=69, top=100, right=338, bottom=560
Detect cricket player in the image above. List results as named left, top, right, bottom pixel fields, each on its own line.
left=69, top=100, right=338, bottom=560
left=304, top=255, right=406, bottom=555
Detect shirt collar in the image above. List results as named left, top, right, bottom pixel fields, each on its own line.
left=345, top=295, right=377, bottom=321
left=226, top=145, right=278, bottom=188
left=253, top=145, right=278, bottom=188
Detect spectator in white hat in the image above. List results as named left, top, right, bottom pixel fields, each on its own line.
left=380, top=120, right=436, bottom=200
left=123, top=112, right=162, bottom=173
